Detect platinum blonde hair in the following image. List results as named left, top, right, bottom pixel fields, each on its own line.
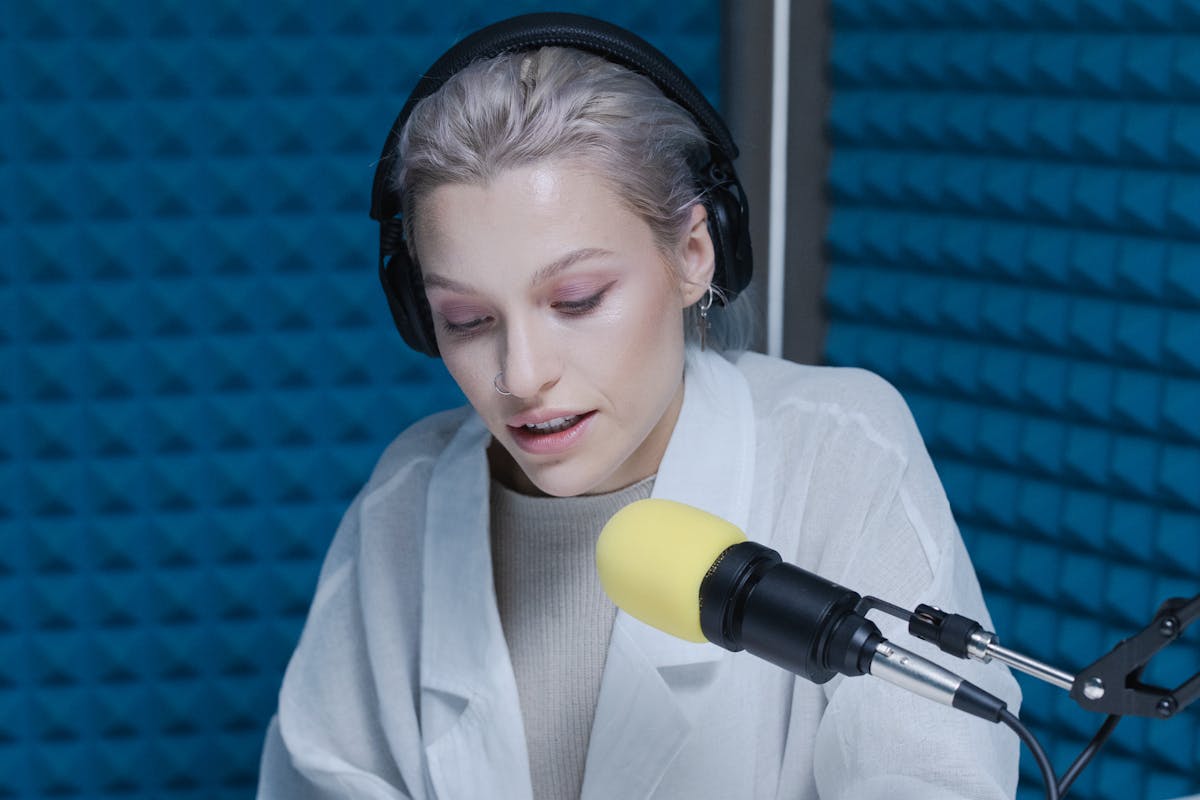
left=392, top=46, right=755, bottom=352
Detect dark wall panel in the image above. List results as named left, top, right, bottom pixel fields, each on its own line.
left=0, top=2, right=722, bottom=797
left=824, top=2, right=1200, bottom=799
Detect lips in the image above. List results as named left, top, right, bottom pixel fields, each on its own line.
left=507, top=410, right=596, bottom=455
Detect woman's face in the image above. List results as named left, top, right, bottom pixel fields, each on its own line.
left=415, top=162, right=714, bottom=497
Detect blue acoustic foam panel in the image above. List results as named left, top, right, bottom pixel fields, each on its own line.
left=0, top=2, right=721, bottom=798
left=826, top=2, right=1200, bottom=799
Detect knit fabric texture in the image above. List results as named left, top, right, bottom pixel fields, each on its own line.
left=489, top=475, right=655, bottom=800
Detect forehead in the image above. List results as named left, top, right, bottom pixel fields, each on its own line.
left=414, top=162, right=659, bottom=286
left=418, top=161, right=615, bottom=237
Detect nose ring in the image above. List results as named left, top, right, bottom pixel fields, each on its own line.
left=494, top=371, right=512, bottom=396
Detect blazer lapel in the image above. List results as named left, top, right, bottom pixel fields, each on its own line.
left=580, top=615, right=696, bottom=800
left=419, top=415, right=533, bottom=800
left=653, top=348, right=757, bottom=530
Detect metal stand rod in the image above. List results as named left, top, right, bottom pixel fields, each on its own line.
left=983, top=642, right=1076, bottom=691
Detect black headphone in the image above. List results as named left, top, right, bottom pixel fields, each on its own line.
left=369, top=12, right=753, bottom=357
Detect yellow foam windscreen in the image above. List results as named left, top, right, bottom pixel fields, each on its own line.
left=596, top=498, right=746, bottom=643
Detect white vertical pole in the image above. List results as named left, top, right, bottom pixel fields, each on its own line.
left=767, top=0, right=790, bottom=358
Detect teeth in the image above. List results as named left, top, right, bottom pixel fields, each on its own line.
left=524, top=415, right=578, bottom=433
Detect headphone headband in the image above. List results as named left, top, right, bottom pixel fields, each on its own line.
left=370, top=13, right=738, bottom=224
left=372, top=12, right=752, bottom=357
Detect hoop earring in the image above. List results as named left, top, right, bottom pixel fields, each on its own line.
left=494, top=371, right=512, bottom=396
left=697, top=286, right=714, bottom=352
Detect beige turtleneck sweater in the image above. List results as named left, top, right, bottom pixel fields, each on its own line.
left=489, top=476, right=655, bottom=800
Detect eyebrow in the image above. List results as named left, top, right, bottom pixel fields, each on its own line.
left=422, top=247, right=614, bottom=293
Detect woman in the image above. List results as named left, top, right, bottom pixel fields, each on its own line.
left=258, top=14, right=1021, bottom=800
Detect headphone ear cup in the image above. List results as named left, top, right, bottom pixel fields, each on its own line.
left=379, top=249, right=440, bottom=357
left=703, top=183, right=751, bottom=301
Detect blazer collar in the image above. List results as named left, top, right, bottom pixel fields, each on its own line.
left=630, top=347, right=758, bottom=668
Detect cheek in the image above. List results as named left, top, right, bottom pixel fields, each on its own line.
left=591, top=291, right=685, bottom=388
left=614, top=286, right=684, bottom=356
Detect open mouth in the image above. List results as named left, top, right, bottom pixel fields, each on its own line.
left=521, top=415, right=581, bottom=435
left=508, top=411, right=596, bottom=454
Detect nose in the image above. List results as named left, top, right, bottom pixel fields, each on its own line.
left=500, top=317, right=561, bottom=399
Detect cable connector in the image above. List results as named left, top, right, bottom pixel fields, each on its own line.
left=909, top=603, right=994, bottom=661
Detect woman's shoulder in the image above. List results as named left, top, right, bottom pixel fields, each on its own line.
left=318, top=404, right=474, bottom=572
left=729, top=351, right=924, bottom=465
left=362, top=404, right=475, bottom=494
left=734, top=352, right=911, bottom=420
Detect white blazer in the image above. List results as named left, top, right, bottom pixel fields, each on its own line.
left=259, top=349, right=1021, bottom=799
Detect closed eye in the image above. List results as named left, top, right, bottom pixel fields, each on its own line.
left=440, top=315, right=492, bottom=337
left=553, top=284, right=613, bottom=315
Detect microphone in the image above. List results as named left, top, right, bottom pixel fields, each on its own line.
left=596, top=498, right=1007, bottom=723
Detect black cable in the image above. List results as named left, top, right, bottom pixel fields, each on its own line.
left=998, top=708, right=1059, bottom=800
left=1056, top=714, right=1121, bottom=799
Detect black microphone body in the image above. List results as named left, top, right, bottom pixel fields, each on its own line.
left=699, top=541, right=883, bottom=683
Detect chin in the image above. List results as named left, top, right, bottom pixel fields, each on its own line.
left=520, top=461, right=617, bottom=498
left=523, top=471, right=596, bottom=498
left=492, top=449, right=593, bottom=498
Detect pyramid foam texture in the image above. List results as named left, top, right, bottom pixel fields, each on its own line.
left=0, top=2, right=722, bottom=797
left=825, top=2, right=1200, bottom=799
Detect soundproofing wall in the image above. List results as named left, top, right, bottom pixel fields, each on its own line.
left=0, top=2, right=722, bottom=798
left=824, top=2, right=1200, bottom=799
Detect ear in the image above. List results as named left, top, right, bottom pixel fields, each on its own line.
left=677, top=203, right=717, bottom=307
